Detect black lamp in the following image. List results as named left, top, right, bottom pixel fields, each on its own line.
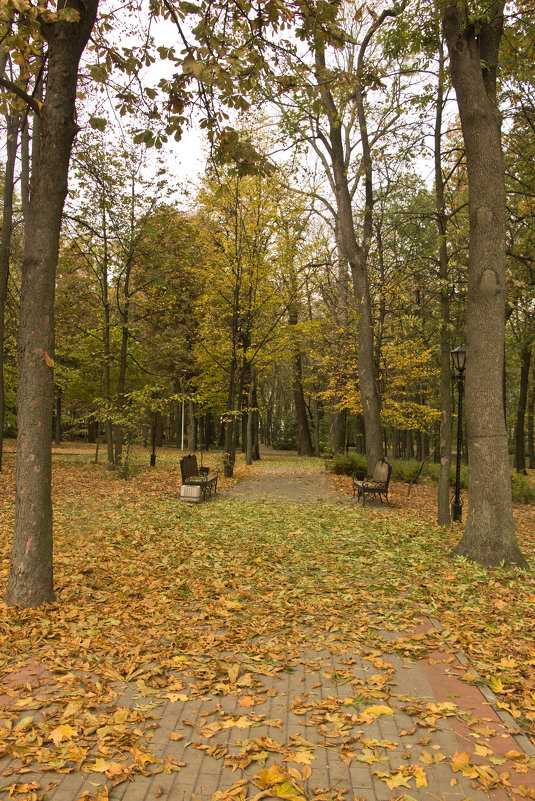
left=451, top=344, right=466, bottom=521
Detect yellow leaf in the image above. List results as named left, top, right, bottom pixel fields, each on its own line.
left=418, top=750, right=434, bottom=764
left=359, top=704, right=394, bottom=722
left=284, top=749, right=315, bottom=766
left=221, top=716, right=251, bottom=730
left=86, top=758, right=115, bottom=773
left=256, top=764, right=288, bottom=787
left=450, top=751, right=471, bottom=774
left=45, top=352, right=54, bottom=367
left=50, top=724, right=77, bottom=746
left=413, top=766, right=428, bottom=787
left=381, top=770, right=412, bottom=790
left=505, top=750, right=527, bottom=762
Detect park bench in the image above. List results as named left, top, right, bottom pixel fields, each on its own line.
left=353, top=458, right=392, bottom=506
left=180, top=453, right=218, bottom=502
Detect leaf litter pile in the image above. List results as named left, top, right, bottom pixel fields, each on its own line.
left=1, top=448, right=535, bottom=801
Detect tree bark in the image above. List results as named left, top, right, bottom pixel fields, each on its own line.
left=6, top=0, right=99, bottom=607
left=514, top=343, right=531, bottom=474
left=443, top=0, right=526, bottom=566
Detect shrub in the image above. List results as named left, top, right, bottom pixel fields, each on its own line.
left=328, top=452, right=367, bottom=475
left=511, top=471, right=535, bottom=504
left=326, top=454, right=534, bottom=505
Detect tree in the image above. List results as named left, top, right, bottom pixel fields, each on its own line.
left=442, top=0, right=527, bottom=566
left=5, top=0, right=99, bottom=607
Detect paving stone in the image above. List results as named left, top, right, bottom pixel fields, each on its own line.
left=1, top=640, right=533, bottom=801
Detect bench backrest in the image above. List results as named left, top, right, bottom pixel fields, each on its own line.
left=180, top=453, right=199, bottom=482
left=372, top=459, right=391, bottom=486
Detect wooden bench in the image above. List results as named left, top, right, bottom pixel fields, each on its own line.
left=353, top=459, right=392, bottom=506
left=180, top=453, right=218, bottom=501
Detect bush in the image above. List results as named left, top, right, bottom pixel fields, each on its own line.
left=328, top=452, right=367, bottom=475
left=511, top=471, right=535, bottom=504
left=327, top=452, right=534, bottom=504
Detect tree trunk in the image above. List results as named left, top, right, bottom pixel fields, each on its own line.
left=514, top=343, right=531, bottom=474
left=100, top=205, right=115, bottom=466
left=224, top=360, right=236, bottom=476
left=328, top=240, right=348, bottom=455
left=188, top=398, right=196, bottom=451
left=155, top=410, right=163, bottom=448
left=246, top=380, right=253, bottom=466
left=312, top=390, right=321, bottom=457
left=55, top=387, right=62, bottom=445
left=252, top=383, right=260, bottom=460
left=528, top=368, right=534, bottom=468
left=329, top=408, right=346, bottom=454
left=0, top=113, right=20, bottom=471
left=6, top=0, right=99, bottom=607
left=315, top=42, right=383, bottom=471
left=435, top=42, right=453, bottom=524
left=443, top=0, right=526, bottom=566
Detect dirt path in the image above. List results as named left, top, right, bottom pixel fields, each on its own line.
left=224, top=467, right=343, bottom=502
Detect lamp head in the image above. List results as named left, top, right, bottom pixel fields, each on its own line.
left=451, top=344, right=466, bottom=372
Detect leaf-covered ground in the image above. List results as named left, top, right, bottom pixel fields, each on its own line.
left=1, top=445, right=535, bottom=800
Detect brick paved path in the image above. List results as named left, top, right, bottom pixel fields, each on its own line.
left=2, top=638, right=534, bottom=800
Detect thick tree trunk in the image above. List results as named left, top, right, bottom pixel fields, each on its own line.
left=443, top=0, right=526, bottom=566
left=6, top=0, right=99, bottom=607
left=328, top=240, right=348, bottom=455
left=0, top=113, right=19, bottom=471
left=515, top=343, right=531, bottom=474
left=329, top=408, right=346, bottom=454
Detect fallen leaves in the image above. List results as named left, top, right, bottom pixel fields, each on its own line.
left=1, top=450, right=535, bottom=799
left=373, top=764, right=428, bottom=790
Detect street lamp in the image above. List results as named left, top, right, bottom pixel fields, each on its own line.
left=451, top=344, right=466, bottom=521
left=150, top=409, right=157, bottom=467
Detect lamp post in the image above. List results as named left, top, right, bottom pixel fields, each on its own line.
left=451, top=344, right=466, bottom=521
left=150, top=409, right=157, bottom=467
left=150, top=389, right=159, bottom=467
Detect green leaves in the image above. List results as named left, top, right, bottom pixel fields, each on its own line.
left=88, top=116, right=107, bottom=131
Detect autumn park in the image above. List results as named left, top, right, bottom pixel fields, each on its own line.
left=1, top=0, right=535, bottom=800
